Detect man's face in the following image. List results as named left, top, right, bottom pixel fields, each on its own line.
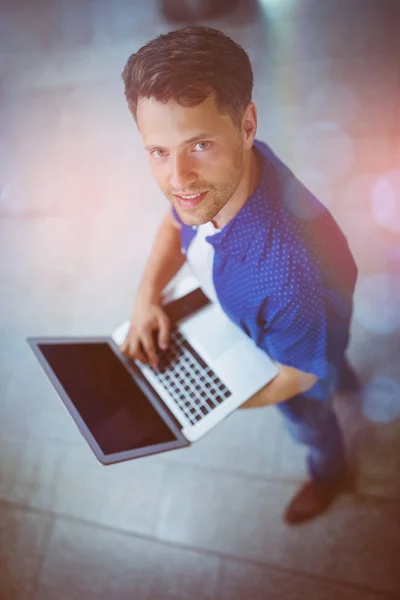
left=137, top=93, right=247, bottom=226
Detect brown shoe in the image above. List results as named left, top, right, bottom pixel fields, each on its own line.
left=283, top=470, right=354, bottom=525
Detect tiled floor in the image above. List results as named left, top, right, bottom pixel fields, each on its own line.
left=1, top=0, right=400, bottom=598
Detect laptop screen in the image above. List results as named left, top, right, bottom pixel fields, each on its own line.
left=37, top=342, right=177, bottom=455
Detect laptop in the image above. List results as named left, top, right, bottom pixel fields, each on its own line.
left=27, top=270, right=279, bottom=465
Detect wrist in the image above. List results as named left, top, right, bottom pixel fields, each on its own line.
left=136, top=283, right=162, bottom=305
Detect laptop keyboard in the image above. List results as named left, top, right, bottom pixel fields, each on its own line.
left=148, top=330, right=232, bottom=425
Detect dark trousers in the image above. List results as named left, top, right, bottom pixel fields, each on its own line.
left=276, top=393, right=346, bottom=481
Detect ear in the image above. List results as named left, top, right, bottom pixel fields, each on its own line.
left=242, top=102, right=258, bottom=148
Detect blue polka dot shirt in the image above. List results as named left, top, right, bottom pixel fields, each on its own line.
left=172, top=139, right=358, bottom=400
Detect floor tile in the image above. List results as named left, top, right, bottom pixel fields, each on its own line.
left=356, top=419, right=400, bottom=482
left=8, top=439, right=64, bottom=511
left=0, top=435, right=27, bottom=501
left=357, top=474, right=400, bottom=502
left=0, top=504, right=52, bottom=600
left=148, top=542, right=221, bottom=600
left=35, top=516, right=221, bottom=600
left=160, top=405, right=283, bottom=477
left=53, top=445, right=166, bottom=535
left=34, top=517, right=153, bottom=600
left=220, top=560, right=391, bottom=600
left=0, top=221, right=78, bottom=333
left=287, top=4, right=400, bottom=62
left=0, top=217, right=77, bottom=269
left=156, top=464, right=400, bottom=594
left=257, top=54, right=399, bottom=141
left=2, top=340, right=86, bottom=444
left=275, top=426, right=309, bottom=481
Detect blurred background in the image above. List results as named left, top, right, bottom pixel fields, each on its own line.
left=1, top=0, right=399, bottom=598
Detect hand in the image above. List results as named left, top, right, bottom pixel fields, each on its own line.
left=119, top=293, right=171, bottom=370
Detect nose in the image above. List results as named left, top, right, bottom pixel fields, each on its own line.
left=169, top=153, right=197, bottom=192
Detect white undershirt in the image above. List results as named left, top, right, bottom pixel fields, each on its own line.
left=185, top=221, right=220, bottom=303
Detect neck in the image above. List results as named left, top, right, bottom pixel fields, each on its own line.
left=212, top=147, right=261, bottom=229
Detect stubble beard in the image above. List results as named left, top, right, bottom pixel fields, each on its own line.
left=173, top=151, right=244, bottom=227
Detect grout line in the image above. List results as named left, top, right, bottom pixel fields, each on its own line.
left=1, top=499, right=399, bottom=599
left=1, top=429, right=399, bottom=504
left=27, top=513, right=56, bottom=600
left=156, top=458, right=400, bottom=506
left=160, top=456, right=305, bottom=486
left=213, top=560, right=227, bottom=600
left=1, top=428, right=399, bottom=505
left=150, top=459, right=170, bottom=539
left=219, top=554, right=400, bottom=600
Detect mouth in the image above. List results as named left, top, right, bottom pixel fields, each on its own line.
left=174, top=191, right=208, bottom=209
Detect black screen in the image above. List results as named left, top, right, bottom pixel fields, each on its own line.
left=38, top=342, right=177, bottom=455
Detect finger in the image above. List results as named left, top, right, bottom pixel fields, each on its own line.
left=141, top=330, right=159, bottom=369
left=119, top=331, right=130, bottom=354
left=135, top=340, right=149, bottom=364
left=121, top=332, right=147, bottom=363
left=157, top=313, right=171, bottom=350
left=120, top=338, right=132, bottom=356
left=127, top=337, right=149, bottom=364
left=120, top=324, right=136, bottom=355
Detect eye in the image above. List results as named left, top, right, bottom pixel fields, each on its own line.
left=194, top=141, right=211, bottom=152
left=151, top=149, right=167, bottom=158
left=150, top=141, right=211, bottom=158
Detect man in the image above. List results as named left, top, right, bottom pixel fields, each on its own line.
left=120, top=25, right=359, bottom=524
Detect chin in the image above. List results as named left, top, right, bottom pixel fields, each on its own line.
left=179, top=214, right=204, bottom=227
left=180, top=212, right=213, bottom=227
left=175, top=205, right=213, bottom=227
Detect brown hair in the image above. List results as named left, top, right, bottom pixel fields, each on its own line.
left=121, top=25, right=254, bottom=132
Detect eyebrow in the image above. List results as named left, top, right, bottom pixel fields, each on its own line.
left=144, top=133, right=215, bottom=152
